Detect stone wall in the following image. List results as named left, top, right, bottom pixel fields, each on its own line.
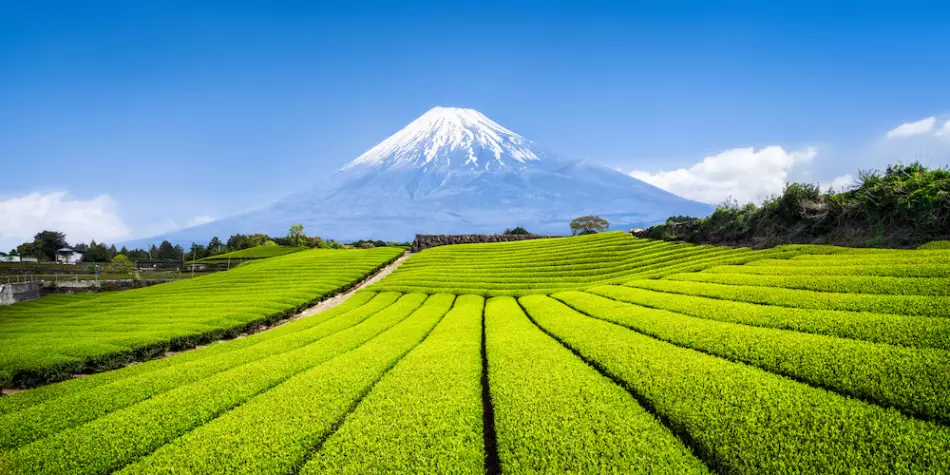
left=42, top=279, right=174, bottom=294
left=0, top=281, right=43, bottom=305
left=411, top=234, right=557, bottom=252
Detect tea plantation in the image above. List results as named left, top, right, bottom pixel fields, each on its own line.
left=0, top=247, right=403, bottom=388
left=1, top=232, right=948, bottom=473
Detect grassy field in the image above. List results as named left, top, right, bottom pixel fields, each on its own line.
left=1, top=232, right=948, bottom=473
left=196, top=244, right=307, bottom=263
left=0, top=247, right=403, bottom=388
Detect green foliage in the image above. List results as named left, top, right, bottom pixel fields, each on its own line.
left=304, top=295, right=483, bottom=474
left=0, top=293, right=432, bottom=474
left=3, top=232, right=950, bottom=473
left=520, top=294, right=950, bottom=473
left=554, top=290, right=950, bottom=423
left=287, top=223, right=306, bottom=247
left=503, top=226, right=531, bottom=235
left=0, top=247, right=404, bottom=388
left=919, top=240, right=950, bottom=249
left=485, top=296, right=706, bottom=473
left=371, top=232, right=773, bottom=295
left=82, top=240, right=111, bottom=262
left=570, top=215, right=609, bottom=235
left=588, top=284, right=950, bottom=350
left=627, top=278, right=950, bottom=318
left=117, top=294, right=447, bottom=475
left=0, top=292, right=395, bottom=450
left=196, top=244, right=306, bottom=262
left=645, top=161, right=950, bottom=247
left=32, top=230, right=68, bottom=261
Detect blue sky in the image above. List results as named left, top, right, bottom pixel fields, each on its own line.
left=1, top=1, right=949, bottom=248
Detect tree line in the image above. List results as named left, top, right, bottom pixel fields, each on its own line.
left=2, top=225, right=410, bottom=264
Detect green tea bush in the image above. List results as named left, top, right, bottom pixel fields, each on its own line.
left=0, top=247, right=403, bottom=388
left=520, top=295, right=950, bottom=473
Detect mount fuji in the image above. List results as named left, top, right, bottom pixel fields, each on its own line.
left=135, top=107, right=713, bottom=245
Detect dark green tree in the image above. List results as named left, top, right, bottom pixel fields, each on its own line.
left=17, top=242, right=42, bottom=259
left=207, top=237, right=223, bottom=255
left=157, top=241, right=178, bottom=260
left=570, top=216, right=610, bottom=235
left=189, top=243, right=207, bottom=260
left=83, top=241, right=111, bottom=262
left=288, top=224, right=306, bottom=247
left=504, top=226, right=531, bottom=235
left=33, top=230, right=68, bottom=261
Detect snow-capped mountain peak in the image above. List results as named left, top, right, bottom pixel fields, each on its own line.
left=343, top=106, right=550, bottom=171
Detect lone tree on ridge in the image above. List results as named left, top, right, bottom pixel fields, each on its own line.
left=288, top=224, right=307, bottom=247
left=570, top=216, right=610, bottom=235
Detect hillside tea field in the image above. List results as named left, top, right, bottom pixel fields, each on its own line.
left=196, top=243, right=307, bottom=263
left=0, top=247, right=403, bottom=388
left=1, top=232, right=949, bottom=473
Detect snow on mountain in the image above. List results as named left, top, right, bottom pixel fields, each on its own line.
left=127, top=107, right=713, bottom=246
left=343, top=106, right=549, bottom=172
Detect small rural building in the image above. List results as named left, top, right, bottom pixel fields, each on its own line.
left=55, top=247, right=84, bottom=264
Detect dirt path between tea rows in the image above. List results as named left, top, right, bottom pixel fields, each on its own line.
left=293, top=252, right=411, bottom=320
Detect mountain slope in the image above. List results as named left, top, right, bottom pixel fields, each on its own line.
left=131, top=107, right=713, bottom=245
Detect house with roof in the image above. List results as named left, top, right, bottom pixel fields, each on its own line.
left=55, top=247, right=84, bottom=264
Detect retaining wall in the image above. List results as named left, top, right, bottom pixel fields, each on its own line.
left=0, top=281, right=43, bottom=305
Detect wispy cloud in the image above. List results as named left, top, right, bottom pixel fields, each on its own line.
left=936, top=119, right=950, bottom=140
left=886, top=116, right=936, bottom=139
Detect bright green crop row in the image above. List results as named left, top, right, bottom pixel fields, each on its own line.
left=391, top=244, right=740, bottom=281
left=794, top=249, right=950, bottom=261
left=607, top=248, right=800, bottom=281
left=405, top=231, right=637, bottom=256
left=589, top=285, right=950, bottom=350
left=196, top=244, right=306, bottom=262
left=399, top=239, right=674, bottom=272
left=0, top=247, right=403, bottom=388
left=919, top=240, right=950, bottom=250
left=485, top=297, right=706, bottom=474
left=519, top=295, right=950, bottom=473
left=0, top=293, right=430, bottom=474
left=625, top=279, right=950, bottom=318
left=746, top=254, right=950, bottom=267
left=0, top=291, right=378, bottom=415
left=303, top=295, right=484, bottom=474
left=375, top=233, right=776, bottom=295
left=0, top=292, right=403, bottom=450
left=554, top=291, right=950, bottom=423
left=116, top=294, right=454, bottom=475
left=705, top=263, right=950, bottom=277
left=667, top=272, right=950, bottom=296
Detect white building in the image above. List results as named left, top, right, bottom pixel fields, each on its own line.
left=55, top=247, right=84, bottom=264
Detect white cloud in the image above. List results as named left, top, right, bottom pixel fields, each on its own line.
left=936, top=119, right=950, bottom=140
left=0, top=192, right=129, bottom=251
left=830, top=174, right=856, bottom=191
left=184, top=215, right=215, bottom=228
left=628, top=146, right=818, bottom=204
left=886, top=116, right=936, bottom=139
